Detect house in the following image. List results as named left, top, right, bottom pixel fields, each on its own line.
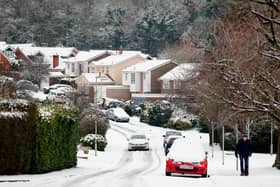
left=91, top=50, right=147, bottom=84
left=0, top=42, right=36, bottom=72
left=19, top=46, right=78, bottom=73
left=64, top=50, right=110, bottom=77
left=122, top=59, right=177, bottom=94
left=0, top=51, right=11, bottom=71
left=159, top=63, right=199, bottom=94
left=75, top=72, right=115, bottom=102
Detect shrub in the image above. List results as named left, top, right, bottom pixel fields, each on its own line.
left=0, top=99, right=37, bottom=174
left=140, top=101, right=173, bottom=126
left=32, top=105, right=79, bottom=173
left=80, top=134, right=107, bottom=151
left=79, top=105, right=109, bottom=138
left=165, top=118, right=192, bottom=130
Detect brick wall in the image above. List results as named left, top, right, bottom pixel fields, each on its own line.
left=106, top=87, right=131, bottom=101
left=0, top=53, right=11, bottom=71
left=150, top=63, right=177, bottom=93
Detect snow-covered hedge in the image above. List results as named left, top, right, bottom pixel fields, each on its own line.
left=80, top=134, right=107, bottom=151
left=140, top=101, right=173, bottom=127
left=33, top=105, right=79, bottom=173
left=0, top=100, right=80, bottom=174
left=0, top=99, right=37, bottom=174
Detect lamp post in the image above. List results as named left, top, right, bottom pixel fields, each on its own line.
left=270, top=120, right=274, bottom=155
left=95, top=120, right=97, bottom=156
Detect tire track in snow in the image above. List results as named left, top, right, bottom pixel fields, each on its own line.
left=63, top=128, right=132, bottom=187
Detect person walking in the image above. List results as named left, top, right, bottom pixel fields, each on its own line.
left=235, top=133, right=252, bottom=176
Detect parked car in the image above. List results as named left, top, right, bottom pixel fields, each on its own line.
left=106, top=107, right=130, bottom=122
left=165, top=138, right=208, bottom=177
left=43, top=84, right=73, bottom=94
left=48, top=89, right=66, bottom=103
left=128, top=133, right=150, bottom=151
left=164, top=135, right=184, bottom=155
left=163, top=131, right=184, bottom=147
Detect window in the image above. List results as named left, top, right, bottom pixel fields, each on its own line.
left=67, top=64, right=70, bottom=70
left=163, top=80, right=170, bottom=89
left=174, top=80, right=181, bottom=89
left=71, top=64, right=75, bottom=73
left=143, top=73, right=146, bottom=80
left=131, top=72, right=135, bottom=84
left=125, top=73, right=128, bottom=81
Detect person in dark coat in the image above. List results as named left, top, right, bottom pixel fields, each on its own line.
left=235, top=133, right=252, bottom=176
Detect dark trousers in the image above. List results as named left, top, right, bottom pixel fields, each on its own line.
left=239, top=155, right=249, bottom=175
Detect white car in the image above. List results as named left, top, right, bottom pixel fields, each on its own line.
left=48, top=89, right=66, bottom=103
left=106, top=107, right=130, bottom=122
left=128, top=133, right=150, bottom=151
left=43, top=84, right=73, bottom=94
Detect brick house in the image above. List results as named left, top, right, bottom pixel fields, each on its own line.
left=159, top=63, right=199, bottom=94
left=122, top=59, right=177, bottom=94
left=0, top=51, right=11, bottom=71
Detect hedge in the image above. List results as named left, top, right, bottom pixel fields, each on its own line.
left=0, top=100, right=37, bottom=174
left=0, top=100, right=79, bottom=174
left=32, top=106, right=79, bottom=173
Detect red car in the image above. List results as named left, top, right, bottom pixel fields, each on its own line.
left=165, top=138, right=208, bottom=177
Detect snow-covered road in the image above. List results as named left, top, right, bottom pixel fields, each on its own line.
left=0, top=117, right=279, bottom=187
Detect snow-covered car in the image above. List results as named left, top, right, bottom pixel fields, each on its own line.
left=164, top=135, right=184, bottom=155
left=106, top=107, right=130, bottom=122
left=165, top=138, right=208, bottom=177
left=43, top=84, right=73, bottom=94
left=128, top=133, right=150, bottom=151
left=48, top=89, right=66, bottom=103
left=163, top=131, right=184, bottom=147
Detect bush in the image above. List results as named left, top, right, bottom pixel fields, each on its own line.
left=0, top=99, right=37, bottom=174
left=124, top=102, right=142, bottom=116
left=79, top=105, right=109, bottom=138
left=32, top=105, right=79, bottom=173
left=165, top=118, right=192, bottom=130
left=140, top=101, right=173, bottom=127
left=80, top=134, right=107, bottom=151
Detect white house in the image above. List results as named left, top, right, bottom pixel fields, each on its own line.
left=64, top=50, right=110, bottom=77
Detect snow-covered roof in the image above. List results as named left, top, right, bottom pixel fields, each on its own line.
left=19, top=46, right=78, bottom=57
left=77, top=73, right=114, bottom=84
left=65, top=50, right=108, bottom=63
left=159, top=63, right=199, bottom=81
left=107, top=50, right=150, bottom=59
left=94, top=53, right=142, bottom=66
left=0, top=42, right=35, bottom=51
left=49, top=72, right=65, bottom=77
left=123, top=59, right=172, bottom=72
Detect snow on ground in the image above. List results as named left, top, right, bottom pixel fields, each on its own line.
left=0, top=116, right=279, bottom=187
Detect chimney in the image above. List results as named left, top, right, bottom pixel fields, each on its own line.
left=53, top=55, right=59, bottom=68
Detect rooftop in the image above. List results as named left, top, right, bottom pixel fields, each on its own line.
left=159, top=63, right=199, bottom=81
left=123, top=59, right=172, bottom=72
